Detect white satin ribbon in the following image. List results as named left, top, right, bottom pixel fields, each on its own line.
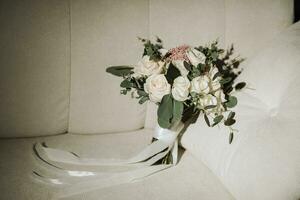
left=32, top=122, right=184, bottom=198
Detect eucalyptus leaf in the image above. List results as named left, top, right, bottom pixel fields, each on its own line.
left=224, top=118, right=236, bottom=126
left=214, top=115, right=223, bottom=123
left=225, top=96, right=238, bottom=108
left=138, top=96, right=149, bottom=104
left=106, top=66, right=134, bottom=77
left=120, top=89, right=127, bottom=95
left=211, top=52, right=218, bottom=60
left=204, top=114, right=210, bottom=127
left=137, top=90, right=148, bottom=97
left=219, top=77, right=232, bottom=84
left=120, top=79, right=133, bottom=88
left=204, top=105, right=217, bottom=110
left=156, top=36, right=162, bottom=43
left=191, top=65, right=201, bottom=77
left=212, top=115, right=223, bottom=127
left=235, top=82, right=246, bottom=90
left=228, top=111, right=235, bottom=120
left=212, top=72, right=221, bottom=80
left=229, top=132, right=234, bottom=144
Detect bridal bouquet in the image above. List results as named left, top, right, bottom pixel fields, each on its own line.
left=31, top=37, right=246, bottom=198
left=107, top=37, right=246, bottom=145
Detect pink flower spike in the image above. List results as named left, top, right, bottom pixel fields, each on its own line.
left=167, top=45, right=190, bottom=62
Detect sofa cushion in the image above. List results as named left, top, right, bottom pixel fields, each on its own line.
left=0, top=130, right=233, bottom=200
left=0, top=0, right=70, bottom=137
left=68, top=0, right=147, bottom=134
left=181, top=22, right=300, bottom=200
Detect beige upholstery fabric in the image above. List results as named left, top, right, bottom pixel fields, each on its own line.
left=181, top=22, right=300, bottom=200
left=68, top=0, right=148, bottom=134
left=0, top=0, right=70, bottom=137
left=0, top=130, right=233, bottom=200
left=225, top=0, right=294, bottom=57
left=149, top=0, right=226, bottom=47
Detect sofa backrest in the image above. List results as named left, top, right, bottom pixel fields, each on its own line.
left=0, top=0, right=70, bottom=137
left=0, top=0, right=294, bottom=137
left=68, top=0, right=148, bottom=134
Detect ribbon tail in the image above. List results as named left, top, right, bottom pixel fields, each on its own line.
left=33, top=140, right=170, bottom=167
left=32, top=123, right=184, bottom=197
left=53, top=164, right=172, bottom=199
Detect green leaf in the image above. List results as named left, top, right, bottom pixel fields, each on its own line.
left=211, top=52, right=218, bottom=60
left=137, top=90, right=148, bottom=97
left=158, top=117, right=171, bottom=129
left=204, top=114, right=210, bottom=127
left=214, top=115, right=224, bottom=123
left=183, top=61, right=192, bottom=71
left=120, top=89, right=127, bottom=95
left=157, top=94, right=173, bottom=128
left=143, top=40, right=162, bottom=61
left=229, top=132, right=234, bottom=144
left=138, top=96, right=149, bottom=104
left=191, top=66, right=201, bottom=77
left=172, top=100, right=183, bottom=123
left=212, top=115, right=223, bottom=127
left=225, top=96, right=238, bottom=108
left=204, top=105, right=217, bottom=110
left=219, top=77, right=232, bottom=84
left=228, top=111, right=235, bottom=120
left=235, top=82, right=246, bottom=90
left=197, top=63, right=205, bottom=72
left=120, top=79, right=133, bottom=88
left=156, top=36, right=162, bottom=43
left=224, top=118, right=236, bottom=126
left=106, top=66, right=134, bottom=77
left=212, top=72, right=221, bottom=80
left=166, top=63, right=181, bottom=84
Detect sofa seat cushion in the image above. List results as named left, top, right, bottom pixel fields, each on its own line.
left=0, top=129, right=234, bottom=200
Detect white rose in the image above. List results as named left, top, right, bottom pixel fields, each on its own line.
left=187, top=48, right=206, bottom=66
left=211, top=80, right=221, bottom=92
left=190, top=76, right=210, bottom=94
left=210, top=67, right=219, bottom=79
left=134, top=55, right=164, bottom=76
left=144, top=74, right=171, bottom=103
left=172, top=76, right=190, bottom=101
left=199, top=94, right=218, bottom=108
left=209, top=67, right=221, bottom=92
left=215, top=90, right=226, bottom=103
left=172, top=60, right=189, bottom=76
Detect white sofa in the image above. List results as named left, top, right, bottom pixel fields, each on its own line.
left=0, top=0, right=298, bottom=199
